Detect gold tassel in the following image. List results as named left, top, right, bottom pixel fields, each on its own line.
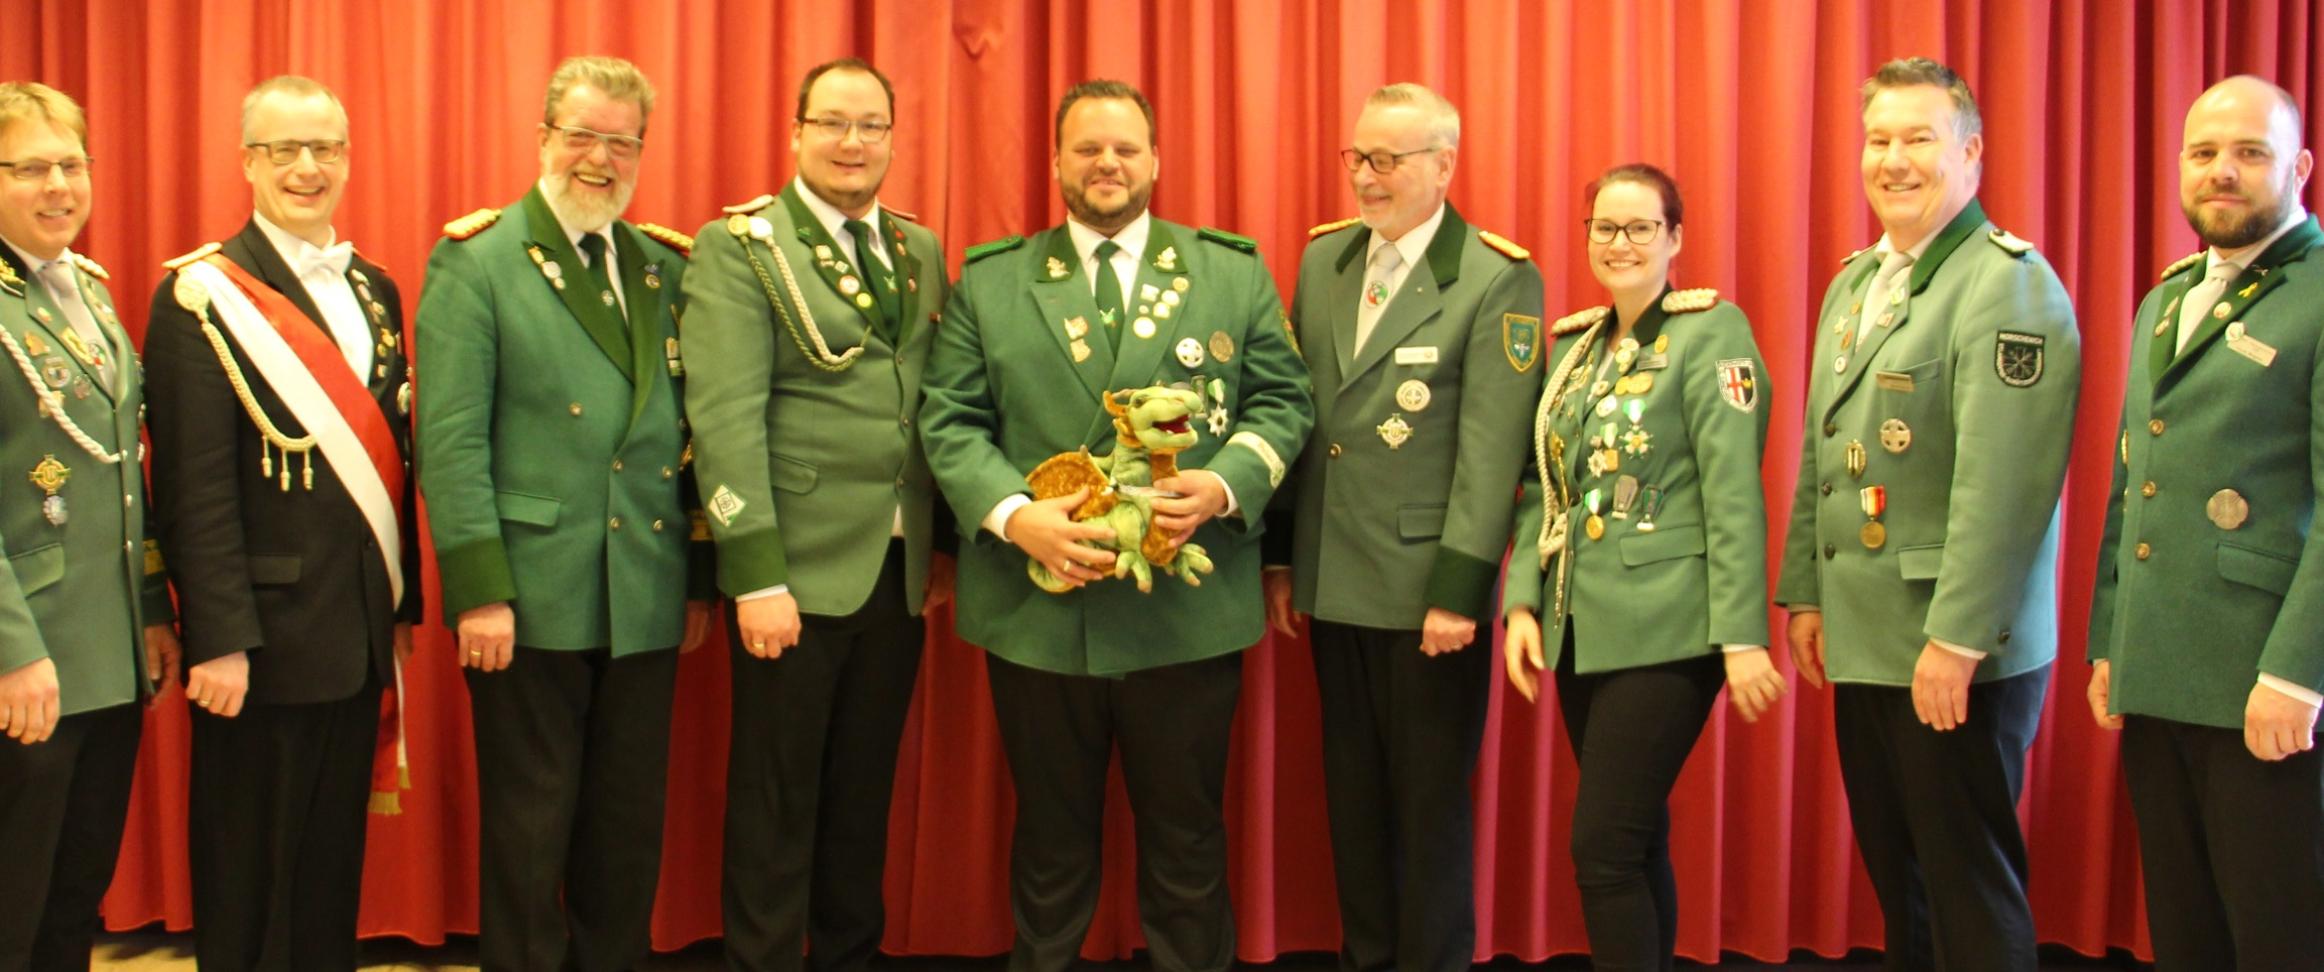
left=301, top=451, right=313, bottom=490
left=261, top=438, right=273, bottom=478
left=367, top=790, right=402, bottom=815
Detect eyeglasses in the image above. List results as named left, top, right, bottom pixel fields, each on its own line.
left=1339, top=146, right=1439, bottom=174
left=244, top=140, right=347, bottom=165
left=1583, top=218, right=1664, bottom=245
left=0, top=157, right=92, bottom=183
left=548, top=124, right=645, bottom=159
left=797, top=116, right=893, bottom=144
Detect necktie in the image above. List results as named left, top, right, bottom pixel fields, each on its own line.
left=1854, top=249, right=1915, bottom=344
left=845, top=218, right=899, bottom=340
left=1354, top=242, right=1405, bottom=354
left=578, top=232, right=624, bottom=324
left=36, top=261, right=114, bottom=392
left=2176, top=259, right=2241, bottom=356
left=1092, top=239, right=1127, bottom=331
left=297, top=240, right=354, bottom=280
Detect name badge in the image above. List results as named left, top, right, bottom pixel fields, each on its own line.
left=1394, top=346, right=1439, bottom=365
left=1874, top=370, right=1915, bottom=393
left=2225, top=321, right=2277, bottom=368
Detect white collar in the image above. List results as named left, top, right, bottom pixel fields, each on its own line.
left=1, top=235, right=70, bottom=277
left=1067, top=212, right=1152, bottom=267
left=1366, top=202, right=1447, bottom=272
left=2209, top=207, right=2312, bottom=272
left=252, top=211, right=344, bottom=268
left=792, top=175, right=886, bottom=242
left=1870, top=229, right=1937, bottom=265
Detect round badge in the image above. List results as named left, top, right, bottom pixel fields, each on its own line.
left=2206, top=489, right=2250, bottom=530
left=1585, top=514, right=1606, bottom=541
left=1133, top=318, right=1158, bottom=339
left=748, top=216, right=775, bottom=241
left=1833, top=354, right=1849, bottom=373
left=839, top=276, right=862, bottom=296
left=1175, top=337, right=1205, bottom=368
left=1208, top=331, right=1234, bottom=363
left=1879, top=418, right=1912, bottom=454
left=1163, top=290, right=1182, bottom=307
left=1396, top=379, right=1431, bottom=412
left=1860, top=520, right=1887, bottom=549
left=1595, top=395, right=1618, bottom=417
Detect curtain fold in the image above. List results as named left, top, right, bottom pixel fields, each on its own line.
left=5, top=0, right=2316, bottom=963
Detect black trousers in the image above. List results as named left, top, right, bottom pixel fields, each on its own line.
left=724, top=542, right=925, bottom=972
left=466, top=646, right=677, bottom=972
left=984, top=650, right=1243, bottom=972
left=189, top=675, right=383, bottom=972
left=1832, top=667, right=2048, bottom=972
left=0, top=702, right=142, bottom=972
left=2121, top=714, right=2324, bottom=972
left=1307, top=620, right=1491, bottom=972
left=1554, top=641, right=1724, bottom=972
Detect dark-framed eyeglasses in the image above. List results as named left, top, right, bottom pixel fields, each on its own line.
left=548, top=124, right=645, bottom=159
left=796, top=116, right=894, bottom=143
left=244, top=139, right=347, bottom=165
left=1339, top=146, right=1439, bottom=175
left=1583, top=218, right=1664, bottom=245
left=0, top=157, right=92, bottom=183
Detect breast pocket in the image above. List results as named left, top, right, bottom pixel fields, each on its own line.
left=495, top=490, right=562, bottom=528
left=6, top=542, right=64, bottom=597
left=1874, top=357, right=1944, bottom=402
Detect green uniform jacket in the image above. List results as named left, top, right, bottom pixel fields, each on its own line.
left=919, top=219, right=1313, bottom=676
left=1775, top=201, right=2080, bottom=685
left=1279, top=207, right=1544, bottom=627
left=0, top=252, right=171, bottom=714
left=1504, top=293, right=1771, bottom=673
left=2088, top=217, right=2324, bottom=729
left=415, top=187, right=706, bottom=655
left=682, top=185, right=948, bottom=616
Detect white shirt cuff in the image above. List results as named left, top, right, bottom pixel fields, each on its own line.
left=1721, top=644, right=1765, bottom=654
left=1209, top=470, right=1239, bottom=518
left=2259, top=674, right=2324, bottom=709
left=738, top=585, right=789, bottom=601
left=984, top=494, right=1032, bottom=543
left=1933, top=638, right=1988, bottom=661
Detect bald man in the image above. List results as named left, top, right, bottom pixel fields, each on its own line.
left=2086, top=74, right=2324, bottom=971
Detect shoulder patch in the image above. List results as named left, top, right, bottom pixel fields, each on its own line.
left=1552, top=305, right=1609, bottom=335
left=963, top=235, right=1026, bottom=264
left=1995, top=330, right=2046, bottom=387
left=442, top=207, right=501, bottom=240
left=2159, top=250, right=2205, bottom=281
left=1661, top=287, right=1719, bottom=314
left=1987, top=228, right=2035, bottom=257
left=1197, top=227, right=1257, bottom=252
left=1502, top=313, right=1542, bottom=373
left=67, top=253, right=107, bottom=280
left=1308, top=216, right=1362, bottom=238
left=721, top=193, right=777, bottom=215
left=635, top=222, right=694, bottom=258
left=162, top=241, right=223, bottom=271
left=1477, top=229, right=1528, bottom=261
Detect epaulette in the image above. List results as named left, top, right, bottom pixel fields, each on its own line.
left=1308, top=216, right=1362, bottom=237
left=1197, top=227, right=1257, bottom=252
left=885, top=206, right=921, bottom=223
left=1661, top=288, right=1719, bottom=314
left=162, top=241, right=222, bottom=272
left=722, top=193, right=776, bottom=215
left=2159, top=250, right=2205, bottom=281
left=442, top=208, right=501, bottom=240
left=964, top=235, right=1026, bottom=263
left=1841, top=244, right=1875, bottom=267
left=636, top=222, right=694, bottom=258
left=1986, top=228, right=2034, bottom=258
left=1552, top=305, right=1609, bottom=335
left=1477, top=229, right=1528, bottom=261
left=67, top=252, right=107, bottom=280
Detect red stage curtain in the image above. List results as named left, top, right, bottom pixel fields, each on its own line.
left=6, top=0, right=2320, bottom=963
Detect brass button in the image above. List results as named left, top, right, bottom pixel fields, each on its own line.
left=2148, top=418, right=2165, bottom=436
left=569, top=403, right=584, bottom=417
left=612, top=459, right=624, bottom=472
left=1328, top=442, right=1343, bottom=458
left=1823, top=544, right=1836, bottom=559
left=609, top=516, right=623, bottom=530
left=2135, top=541, right=2151, bottom=560
left=651, top=519, right=665, bottom=532
left=900, top=414, right=913, bottom=427
left=661, top=466, right=675, bottom=480
left=2140, top=481, right=2156, bottom=498
left=124, top=493, right=133, bottom=508
left=1820, top=482, right=1833, bottom=496
left=1998, top=628, right=2013, bottom=645
left=1823, top=422, right=1838, bottom=438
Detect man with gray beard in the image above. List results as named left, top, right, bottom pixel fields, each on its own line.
left=415, top=55, right=713, bottom=972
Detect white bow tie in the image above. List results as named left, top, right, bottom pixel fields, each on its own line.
left=297, top=241, right=354, bottom=279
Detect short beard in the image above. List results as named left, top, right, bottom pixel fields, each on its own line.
left=543, top=170, right=635, bottom=233
left=1062, top=179, right=1151, bottom=235
left=2184, top=180, right=2296, bottom=250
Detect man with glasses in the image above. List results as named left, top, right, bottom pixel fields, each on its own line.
left=681, top=57, right=950, bottom=972
left=142, top=74, right=415, bottom=971
left=920, top=79, right=1310, bottom=972
left=1262, top=82, right=1541, bottom=972
left=415, top=55, right=712, bottom=972
left=0, top=79, right=178, bottom=972
left=1775, top=57, right=2078, bottom=972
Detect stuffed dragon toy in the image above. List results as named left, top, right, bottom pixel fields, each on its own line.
left=1023, top=384, right=1218, bottom=593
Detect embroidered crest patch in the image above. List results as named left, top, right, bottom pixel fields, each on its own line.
left=1716, top=358, right=1758, bottom=412
left=1995, top=331, right=2044, bottom=387
left=1503, top=313, right=1541, bottom=373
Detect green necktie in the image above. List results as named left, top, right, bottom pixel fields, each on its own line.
left=845, top=218, right=899, bottom=340
left=578, top=232, right=625, bottom=330
left=1092, top=239, right=1126, bottom=331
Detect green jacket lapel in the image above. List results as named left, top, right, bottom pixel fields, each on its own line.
left=521, top=187, right=634, bottom=382
left=2159, top=216, right=2323, bottom=388
left=1346, top=204, right=1467, bottom=386
left=1029, top=227, right=1113, bottom=403
left=882, top=210, right=925, bottom=346
left=613, top=222, right=666, bottom=426
left=1105, top=222, right=1188, bottom=390
left=1828, top=200, right=1985, bottom=410
left=779, top=185, right=883, bottom=338
left=1328, top=227, right=1370, bottom=379
left=10, top=265, right=110, bottom=405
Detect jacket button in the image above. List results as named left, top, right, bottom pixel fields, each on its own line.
left=1328, top=443, right=1343, bottom=458
left=2135, top=541, right=2151, bottom=560
left=1820, top=482, right=1833, bottom=496
left=612, top=459, right=624, bottom=472
left=651, top=519, right=665, bottom=532
left=609, top=516, right=623, bottom=530
left=124, top=493, right=133, bottom=508
left=569, top=403, right=584, bottom=417
left=2140, top=481, right=2156, bottom=498
left=1823, top=544, right=1836, bottom=559
left=1998, top=628, right=2013, bottom=645
left=2148, top=418, right=2165, bottom=436
left=900, top=413, right=913, bottom=427
left=1823, top=422, right=1838, bottom=438
left=661, top=466, right=674, bottom=480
